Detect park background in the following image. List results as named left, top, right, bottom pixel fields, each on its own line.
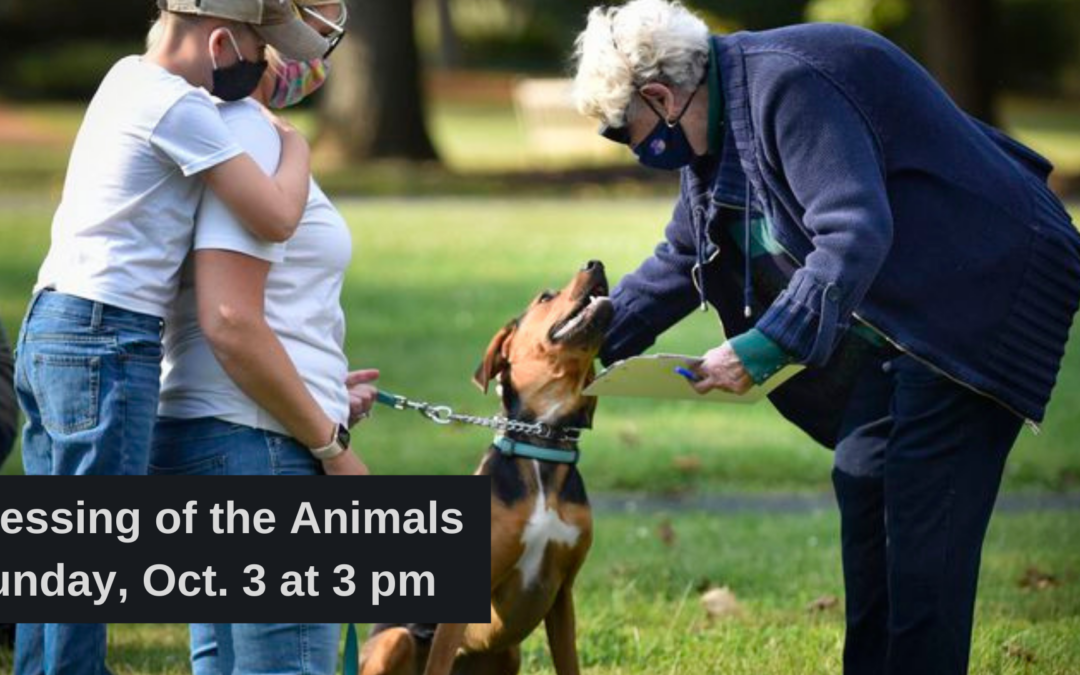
left=0, top=0, right=1078, bottom=673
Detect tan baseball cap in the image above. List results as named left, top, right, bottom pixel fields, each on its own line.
left=157, top=0, right=330, bottom=60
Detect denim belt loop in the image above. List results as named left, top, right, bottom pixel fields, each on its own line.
left=90, top=301, right=104, bottom=331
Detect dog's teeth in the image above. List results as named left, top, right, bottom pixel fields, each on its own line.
left=555, top=312, right=585, bottom=339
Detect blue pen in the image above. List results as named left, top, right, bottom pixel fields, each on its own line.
left=674, top=366, right=702, bottom=383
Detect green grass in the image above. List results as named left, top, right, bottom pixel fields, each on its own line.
left=2, top=95, right=1078, bottom=196
left=1, top=198, right=1079, bottom=493
left=2, top=511, right=1076, bottom=674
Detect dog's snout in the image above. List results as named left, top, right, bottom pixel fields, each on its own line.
left=582, top=260, right=603, bottom=273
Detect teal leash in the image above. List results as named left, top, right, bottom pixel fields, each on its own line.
left=343, top=623, right=359, bottom=675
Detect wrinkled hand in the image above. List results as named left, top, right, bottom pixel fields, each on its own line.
left=346, top=369, right=380, bottom=427
left=689, top=343, right=753, bottom=395
left=321, top=450, right=370, bottom=476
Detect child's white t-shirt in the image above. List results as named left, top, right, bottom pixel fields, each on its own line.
left=35, top=56, right=244, bottom=318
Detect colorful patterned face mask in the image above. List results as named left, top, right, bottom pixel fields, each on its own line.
left=269, top=57, right=331, bottom=109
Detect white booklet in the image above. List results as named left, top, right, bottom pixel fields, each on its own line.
left=584, top=354, right=803, bottom=404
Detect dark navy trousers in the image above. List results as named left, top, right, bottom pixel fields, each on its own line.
left=832, top=354, right=1022, bottom=675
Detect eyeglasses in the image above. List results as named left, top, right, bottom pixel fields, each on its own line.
left=300, top=3, right=349, bottom=58
left=597, top=67, right=708, bottom=147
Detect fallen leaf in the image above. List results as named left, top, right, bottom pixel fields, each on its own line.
left=1004, top=643, right=1037, bottom=664
left=807, top=595, right=840, bottom=613
left=1018, top=566, right=1060, bottom=591
left=657, top=519, right=676, bottom=547
left=673, top=455, right=703, bottom=473
left=701, top=586, right=743, bottom=620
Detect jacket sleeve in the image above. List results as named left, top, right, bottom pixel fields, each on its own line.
left=0, top=321, right=16, bottom=463
left=600, top=183, right=703, bottom=366
left=753, top=60, right=893, bottom=367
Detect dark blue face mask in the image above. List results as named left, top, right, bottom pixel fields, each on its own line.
left=599, top=82, right=703, bottom=171
left=631, top=85, right=701, bottom=171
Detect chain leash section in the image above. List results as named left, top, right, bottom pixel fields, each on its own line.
left=375, top=390, right=581, bottom=442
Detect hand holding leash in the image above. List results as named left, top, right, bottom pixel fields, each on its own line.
left=347, top=369, right=380, bottom=427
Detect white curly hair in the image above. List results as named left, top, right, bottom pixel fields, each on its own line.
left=572, top=0, right=710, bottom=127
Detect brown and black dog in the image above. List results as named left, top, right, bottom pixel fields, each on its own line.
left=359, top=260, right=613, bottom=675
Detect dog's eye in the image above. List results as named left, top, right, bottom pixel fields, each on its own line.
left=537, top=291, right=556, bottom=304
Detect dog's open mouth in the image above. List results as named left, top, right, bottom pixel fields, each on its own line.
left=550, top=280, right=614, bottom=345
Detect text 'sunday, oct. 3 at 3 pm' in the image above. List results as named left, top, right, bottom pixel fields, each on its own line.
left=0, top=476, right=490, bottom=623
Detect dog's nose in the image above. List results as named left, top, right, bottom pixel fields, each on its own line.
left=582, top=260, right=603, bottom=272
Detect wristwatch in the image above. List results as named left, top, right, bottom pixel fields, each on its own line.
left=310, top=424, right=351, bottom=461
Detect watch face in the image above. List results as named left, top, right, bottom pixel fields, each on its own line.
left=337, top=425, right=351, bottom=448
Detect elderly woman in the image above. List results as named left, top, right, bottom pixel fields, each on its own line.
left=572, top=2, right=1080, bottom=674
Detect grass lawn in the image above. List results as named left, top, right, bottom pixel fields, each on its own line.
left=1, top=198, right=1079, bottom=493
left=2, top=96, right=1079, bottom=196
left=1, top=511, right=1076, bottom=674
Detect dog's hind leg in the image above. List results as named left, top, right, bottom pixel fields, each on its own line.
left=360, top=627, right=418, bottom=675
left=451, top=647, right=521, bottom=675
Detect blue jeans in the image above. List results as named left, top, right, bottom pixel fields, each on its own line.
left=150, top=417, right=334, bottom=675
left=14, top=291, right=163, bottom=675
left=832, top=354, right=1022, bottom=675
left=150, top=417, right=323, bottom=476
left=189, top=623, right=340, bottom=675
left=15, top=291, right=163, bottom=476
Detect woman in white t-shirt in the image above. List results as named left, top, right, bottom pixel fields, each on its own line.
left=151, top=3, right=373, bottom=673
left=12, top=4, right=333, bottom=675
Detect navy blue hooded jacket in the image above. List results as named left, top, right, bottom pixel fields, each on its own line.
left=600, top=24, right=1080, bottom=443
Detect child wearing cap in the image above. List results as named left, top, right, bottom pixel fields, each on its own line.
left=12, top=2, right=332, bottom=675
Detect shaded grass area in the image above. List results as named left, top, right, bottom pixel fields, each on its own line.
left=1, top=511, right=1076, bottom=674
left=2, top=198, right=1079, bottom=494
left=2, top=96, right=1079, bottom=198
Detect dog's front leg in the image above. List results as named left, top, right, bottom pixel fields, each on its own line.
left=421, top=622, right=467, bottom=675
left=544, top=586, right=581, bottom=675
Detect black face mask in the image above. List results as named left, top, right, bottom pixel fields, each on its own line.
left=210, top=30, right=268, bottom=102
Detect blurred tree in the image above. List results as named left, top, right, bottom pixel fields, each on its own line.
left=318, top=0, right=439, bottom=162
left=807, top=0, right=998, bottom=123
left=917, top=0, right=998, bottom=124
left=436, top=0, right=462, bottom=68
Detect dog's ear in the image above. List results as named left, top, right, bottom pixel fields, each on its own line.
left=473, top=319, right=518, bottom=393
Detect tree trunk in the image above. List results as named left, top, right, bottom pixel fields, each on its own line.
left=918, top=0, right=998, bottom=124
left=318, top=0, right=439, bottom=163
left=435, top=0, right=461, bottom=69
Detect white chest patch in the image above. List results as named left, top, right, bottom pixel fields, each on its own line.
left=516, top=462, right=581, bottom=588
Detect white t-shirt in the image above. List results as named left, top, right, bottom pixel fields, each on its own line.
left=158, top=98, right=352, bottom=435
left=35, top=56, right=244, bottom=318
